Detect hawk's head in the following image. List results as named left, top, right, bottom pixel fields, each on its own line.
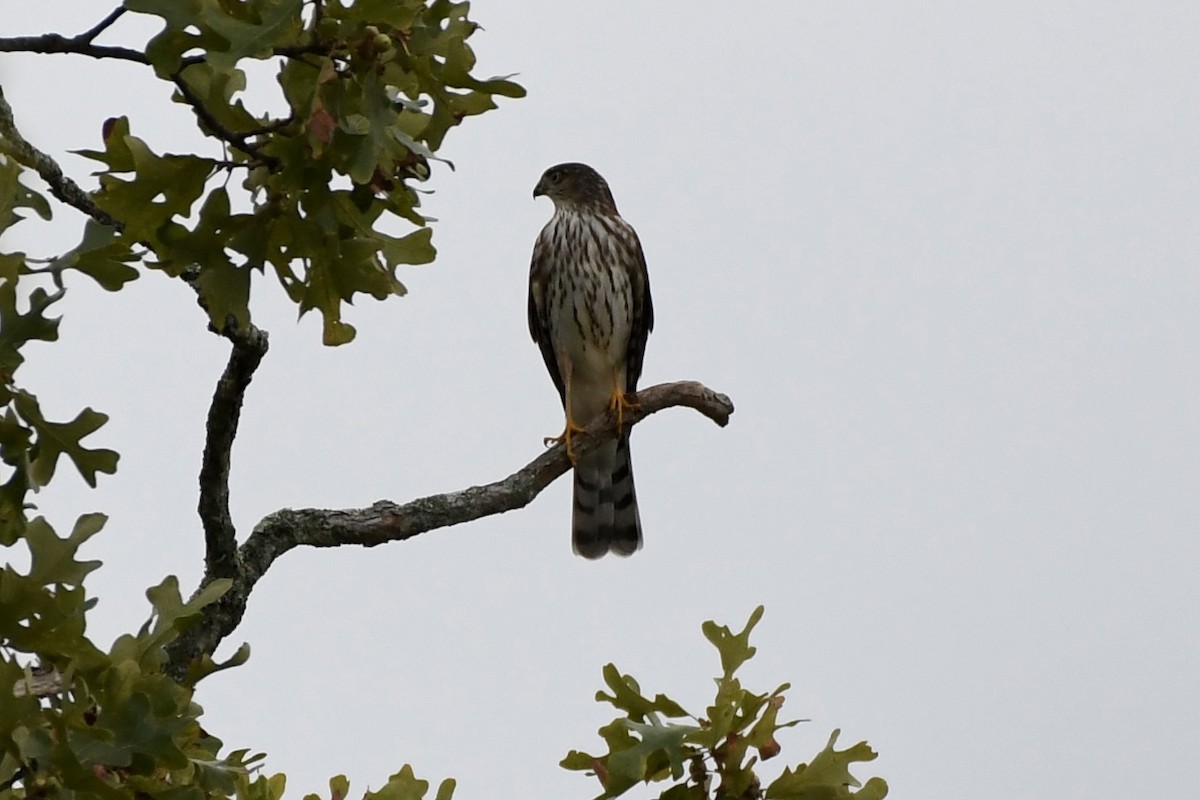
left=533, top=163, right=618, bottom=214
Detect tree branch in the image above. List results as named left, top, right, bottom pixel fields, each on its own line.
left=0, top=8, right=149, bottom=65
left=164, top=380, right=734, bottom=678
left=198, top=325, right=270, bottom=581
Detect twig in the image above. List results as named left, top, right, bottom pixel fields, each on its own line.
left=310, top=0, right=324, bottom=36
left=163, top=380, right=735, bottom=678
left=78, top=8, right=127, bottom=43
left=169, top=67, right=288, bottom=169
left=170, top=70, right=279, bottom=167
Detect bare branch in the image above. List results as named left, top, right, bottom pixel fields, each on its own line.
left=0, top=37, right=149, bottom=63
left=164, top=380, right=734, bottom=678
left=0, top=8, right=149, bottom=65
left=78, top=8, right=128, bottom=44
left=0, top=85, right=122, bottom=230
left=198, top=325, right=270, bottom=581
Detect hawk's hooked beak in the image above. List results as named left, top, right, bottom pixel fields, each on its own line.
left=532, top=177, right=547, bottom=199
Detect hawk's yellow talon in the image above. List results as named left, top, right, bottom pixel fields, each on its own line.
left=545, top=420, right=586, bottom=465
left=608, top=388, right=639, bottom=431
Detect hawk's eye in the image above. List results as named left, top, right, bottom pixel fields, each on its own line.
left=548, top=170, right=563, bottom=185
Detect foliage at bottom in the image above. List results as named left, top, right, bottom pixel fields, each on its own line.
left=562, top=606, right=887, bottom=800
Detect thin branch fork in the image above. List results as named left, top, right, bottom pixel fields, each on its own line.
left=164, top=380, right=735, bottom=678
left=0, top=10, right=326, bottom=67
left=0, top=10, right=305, bottom=168
left=0, top=9, right=148, bottom=65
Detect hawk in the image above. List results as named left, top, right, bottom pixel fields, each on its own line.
left=529, top=163, right=654, bottom=558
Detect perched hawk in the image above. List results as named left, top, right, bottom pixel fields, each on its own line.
left=529, top=163, right=654, bottom=558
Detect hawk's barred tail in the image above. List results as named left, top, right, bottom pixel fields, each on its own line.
left=571, top=436, right=643, bottom=558
left=609, top=435, right=642, bottom=555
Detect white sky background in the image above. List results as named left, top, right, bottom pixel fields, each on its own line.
left=3, top=2, right=1198, bottom=798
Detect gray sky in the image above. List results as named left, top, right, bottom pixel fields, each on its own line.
left=4, top=2, right=1198, bottom=798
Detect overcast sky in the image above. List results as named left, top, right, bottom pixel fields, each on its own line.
left=3, top=2, right=1198, bottom=799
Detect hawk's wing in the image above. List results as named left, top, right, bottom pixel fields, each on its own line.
left=528, top=236, right=566, bottom=403
left=622, top=227, right=654, bottom=392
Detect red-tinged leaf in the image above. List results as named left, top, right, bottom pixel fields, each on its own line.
left=309, top=106, right=336, bottom=147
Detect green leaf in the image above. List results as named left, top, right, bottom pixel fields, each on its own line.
left=285, top=188, right=429, bottom=347
left=365, top=764, right=434, bottom=800
left=702, top=605, right=764, bottom=679
left=13, top=391, right=119, bottom=488
left=173, top=62, right=262, bottom=135
left=125, top=0, right=226, bottom=77
left=24, top=514, right=105, bottom=587
left=67, top=727, right=136, bottom=769
left=52, top=219, right=139, bottom=291
left=596, top=663, right=692, bottom=721
left=0, top=280, right=62, bottom=376
left=328, top=774, right=350, bottom=800
left=614, top=715, right=699, bottom=784
left=0, top=252, right=23, bottom=283
left=0, top=467, right=29, bottom=545
left=190, top=745, right=268, bottom=797
left=114, top=575, right=234, bottom=670
left=0, top=659, right=42, bottom=748
left=0, top=575, right=107, bottom=670
left=73, top=115, right=135, bottom=172
left=100, top=689, right=190, bottom=771
left=199, top=0, right=304, bottom=73
left=746, top=688, right=801, bottom=762
left=123, top=0, right=201, bottom=30
left=146, top=575, right=232, bottom=637
left=331, top=192, right=431, bottom=271
left=660, top=782, right=709, bottom=800
left=156, top=188, right=255, bottom=329
left=185, top=641, right=251, bottom=685
left=85, top=128, right=214, bottom=241
left=433, top=778, right=456, bottom=800
left=0, top=156, right=51, bottom=232
left=766, top=730, right=888, bottom=800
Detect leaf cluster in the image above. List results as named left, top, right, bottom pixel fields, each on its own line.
left=0, top=139, right=454, bottom=800
left=0, top=159, right=248, bottom=798
left=0, top=502, right=254, bottom=799
left=0, top=2, right=521, bottom=795
left=0, top=483, right=451, bottom=800
left=66, top=0, right=523, bottom=344
left=0, top=161, right=121, bottom=545
left=562, top=607, right=888, bottom=800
